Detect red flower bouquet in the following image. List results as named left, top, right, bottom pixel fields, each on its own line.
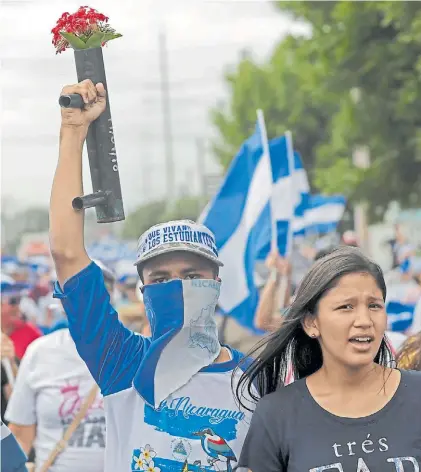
left=52, top=6, right=122, bottom=54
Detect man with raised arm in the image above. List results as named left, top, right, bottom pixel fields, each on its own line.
left=50, top=79, right=254, bottom=472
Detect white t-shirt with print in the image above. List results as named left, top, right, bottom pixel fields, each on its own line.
left=5, top=328, right=105, bottom=472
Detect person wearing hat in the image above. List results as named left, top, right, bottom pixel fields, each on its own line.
left=49, top=79, right=255, bottom=472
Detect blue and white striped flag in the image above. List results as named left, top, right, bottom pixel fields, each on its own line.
left=201, top=122, right=307, bottom=330
left=200, top=122, right=271, bottom=330
left=386, top=283, right=420, bottom=332
left=1, top=421, right=28, bottom=472
left=1, top=273, right=15, bottom=291
left=257, top=140, right=310, bottom=260
left=293, top=194, right=346, bottom=237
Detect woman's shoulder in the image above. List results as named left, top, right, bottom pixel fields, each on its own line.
left=254, top=378, right=307, bottom=418
left=400, top=369, right=421, bottom=387
left=397, top=369, right=421, bottom=408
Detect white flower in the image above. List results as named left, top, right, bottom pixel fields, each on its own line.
left=132, top=454, right=148, bottom=470
left=145, top=461, right=161, bottom=472
left=140, top=444, right=157, bottom=463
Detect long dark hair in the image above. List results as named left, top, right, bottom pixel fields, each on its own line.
left=235, top=245, right=393, bottom=410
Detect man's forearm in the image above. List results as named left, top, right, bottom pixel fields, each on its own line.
left=50, top=126, right=90, bottom=283
left=254, top=276, right=279, bottom=331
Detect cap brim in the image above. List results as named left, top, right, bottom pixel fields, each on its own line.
left=134, top=244, right=223, bottom=268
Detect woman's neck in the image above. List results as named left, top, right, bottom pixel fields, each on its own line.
left=307, top=362, right=401, bottom=419
left=316, top=361, right=382, bottom=393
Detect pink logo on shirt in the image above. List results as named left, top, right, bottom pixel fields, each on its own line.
left=58, top=382, right=103, bottom=419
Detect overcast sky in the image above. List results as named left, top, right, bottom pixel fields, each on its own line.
left=1, top=0, right=308, bottom=214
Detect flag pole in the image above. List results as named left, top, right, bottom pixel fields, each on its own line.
left=277, top=130, right=295, bottom=310
left=256, top=109, right=286, bottom=313
left=284, top=130, right=295, bottom=258
left=256, top=110, right=276, bottom=252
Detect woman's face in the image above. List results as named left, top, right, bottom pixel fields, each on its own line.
left=306, top=272, right=387, bottom=370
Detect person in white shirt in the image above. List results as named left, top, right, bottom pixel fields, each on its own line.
left=48, top=79, right=254, bottom=472
left=5, top=263, right=115, bottom=472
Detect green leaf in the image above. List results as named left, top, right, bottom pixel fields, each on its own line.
left=101, top=32, right=123, bottom=42
left=85, top=32, right=106, bottom=48
left=60, top=32, right=87, bottom=50
left=85, top=32, right=122, bottom=48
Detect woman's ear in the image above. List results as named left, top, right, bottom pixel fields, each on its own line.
left=301, top=311, right=320, bottom=339
left=216, top=276, right=221, bottom=282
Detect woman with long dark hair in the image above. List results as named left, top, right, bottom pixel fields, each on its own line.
left=236, top=246, right=421, bottom=472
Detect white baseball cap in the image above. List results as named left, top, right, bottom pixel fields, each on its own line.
left=134, top=220, right=223, bottom=268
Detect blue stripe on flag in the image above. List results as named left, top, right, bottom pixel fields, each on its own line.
left=133, top=280, right=184, bottom=406
left=307, top=194, right=346, bottom=209
left=386, top=301, right=416, bottom=332
left=293, top=194, right=346, bottom=237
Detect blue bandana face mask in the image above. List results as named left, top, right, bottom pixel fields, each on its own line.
left=133, top=278, right=221, bottom=408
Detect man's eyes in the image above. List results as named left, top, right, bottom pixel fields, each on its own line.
left=152, top=278, right=167, bottom=284
left=152, top=274, right=203, bottom=283
left=185, top=274, right=202, bottom=280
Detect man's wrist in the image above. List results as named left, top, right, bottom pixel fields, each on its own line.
left=60, top=124, right=88, bottom=143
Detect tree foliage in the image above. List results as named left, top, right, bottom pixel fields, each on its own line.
left=122, top=197, right=205, bottom=239
left=1, top=207, right=50, bottom=253
left=212, top=1, right=421, bottom=216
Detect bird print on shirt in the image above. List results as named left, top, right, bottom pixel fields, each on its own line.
left=193, top=428, right=237, bottom=472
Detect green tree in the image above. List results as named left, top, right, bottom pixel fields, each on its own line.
left=212, top=1, right=421, bottom=217
left=211, top=39, right=338, bottom=186
left=279, top=1, right=421, bottom=211
left=161, top=196, right=206, bottom=222
left=122, top=197, right=205, bottom=239
left=122, top=201, right=167, bottom=239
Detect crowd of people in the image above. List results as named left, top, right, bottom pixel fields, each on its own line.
left=1, top=79, right=421, bottom=471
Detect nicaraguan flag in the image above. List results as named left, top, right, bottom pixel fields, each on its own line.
left=257, top=139, right=310, bottom=260
left=293, top=194, right=346, bottom=237
left=201, top=125, right=307, bottom=330
left=1, top=421, right=28, bottom=472
left=134, top=278, right=221, bottom=407
left=200, top=122, right=272, bottom=330
left=386, top=283, right=419, bottom=332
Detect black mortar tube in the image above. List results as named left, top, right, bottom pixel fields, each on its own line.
left=61, top=47, right=125, bottom=223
